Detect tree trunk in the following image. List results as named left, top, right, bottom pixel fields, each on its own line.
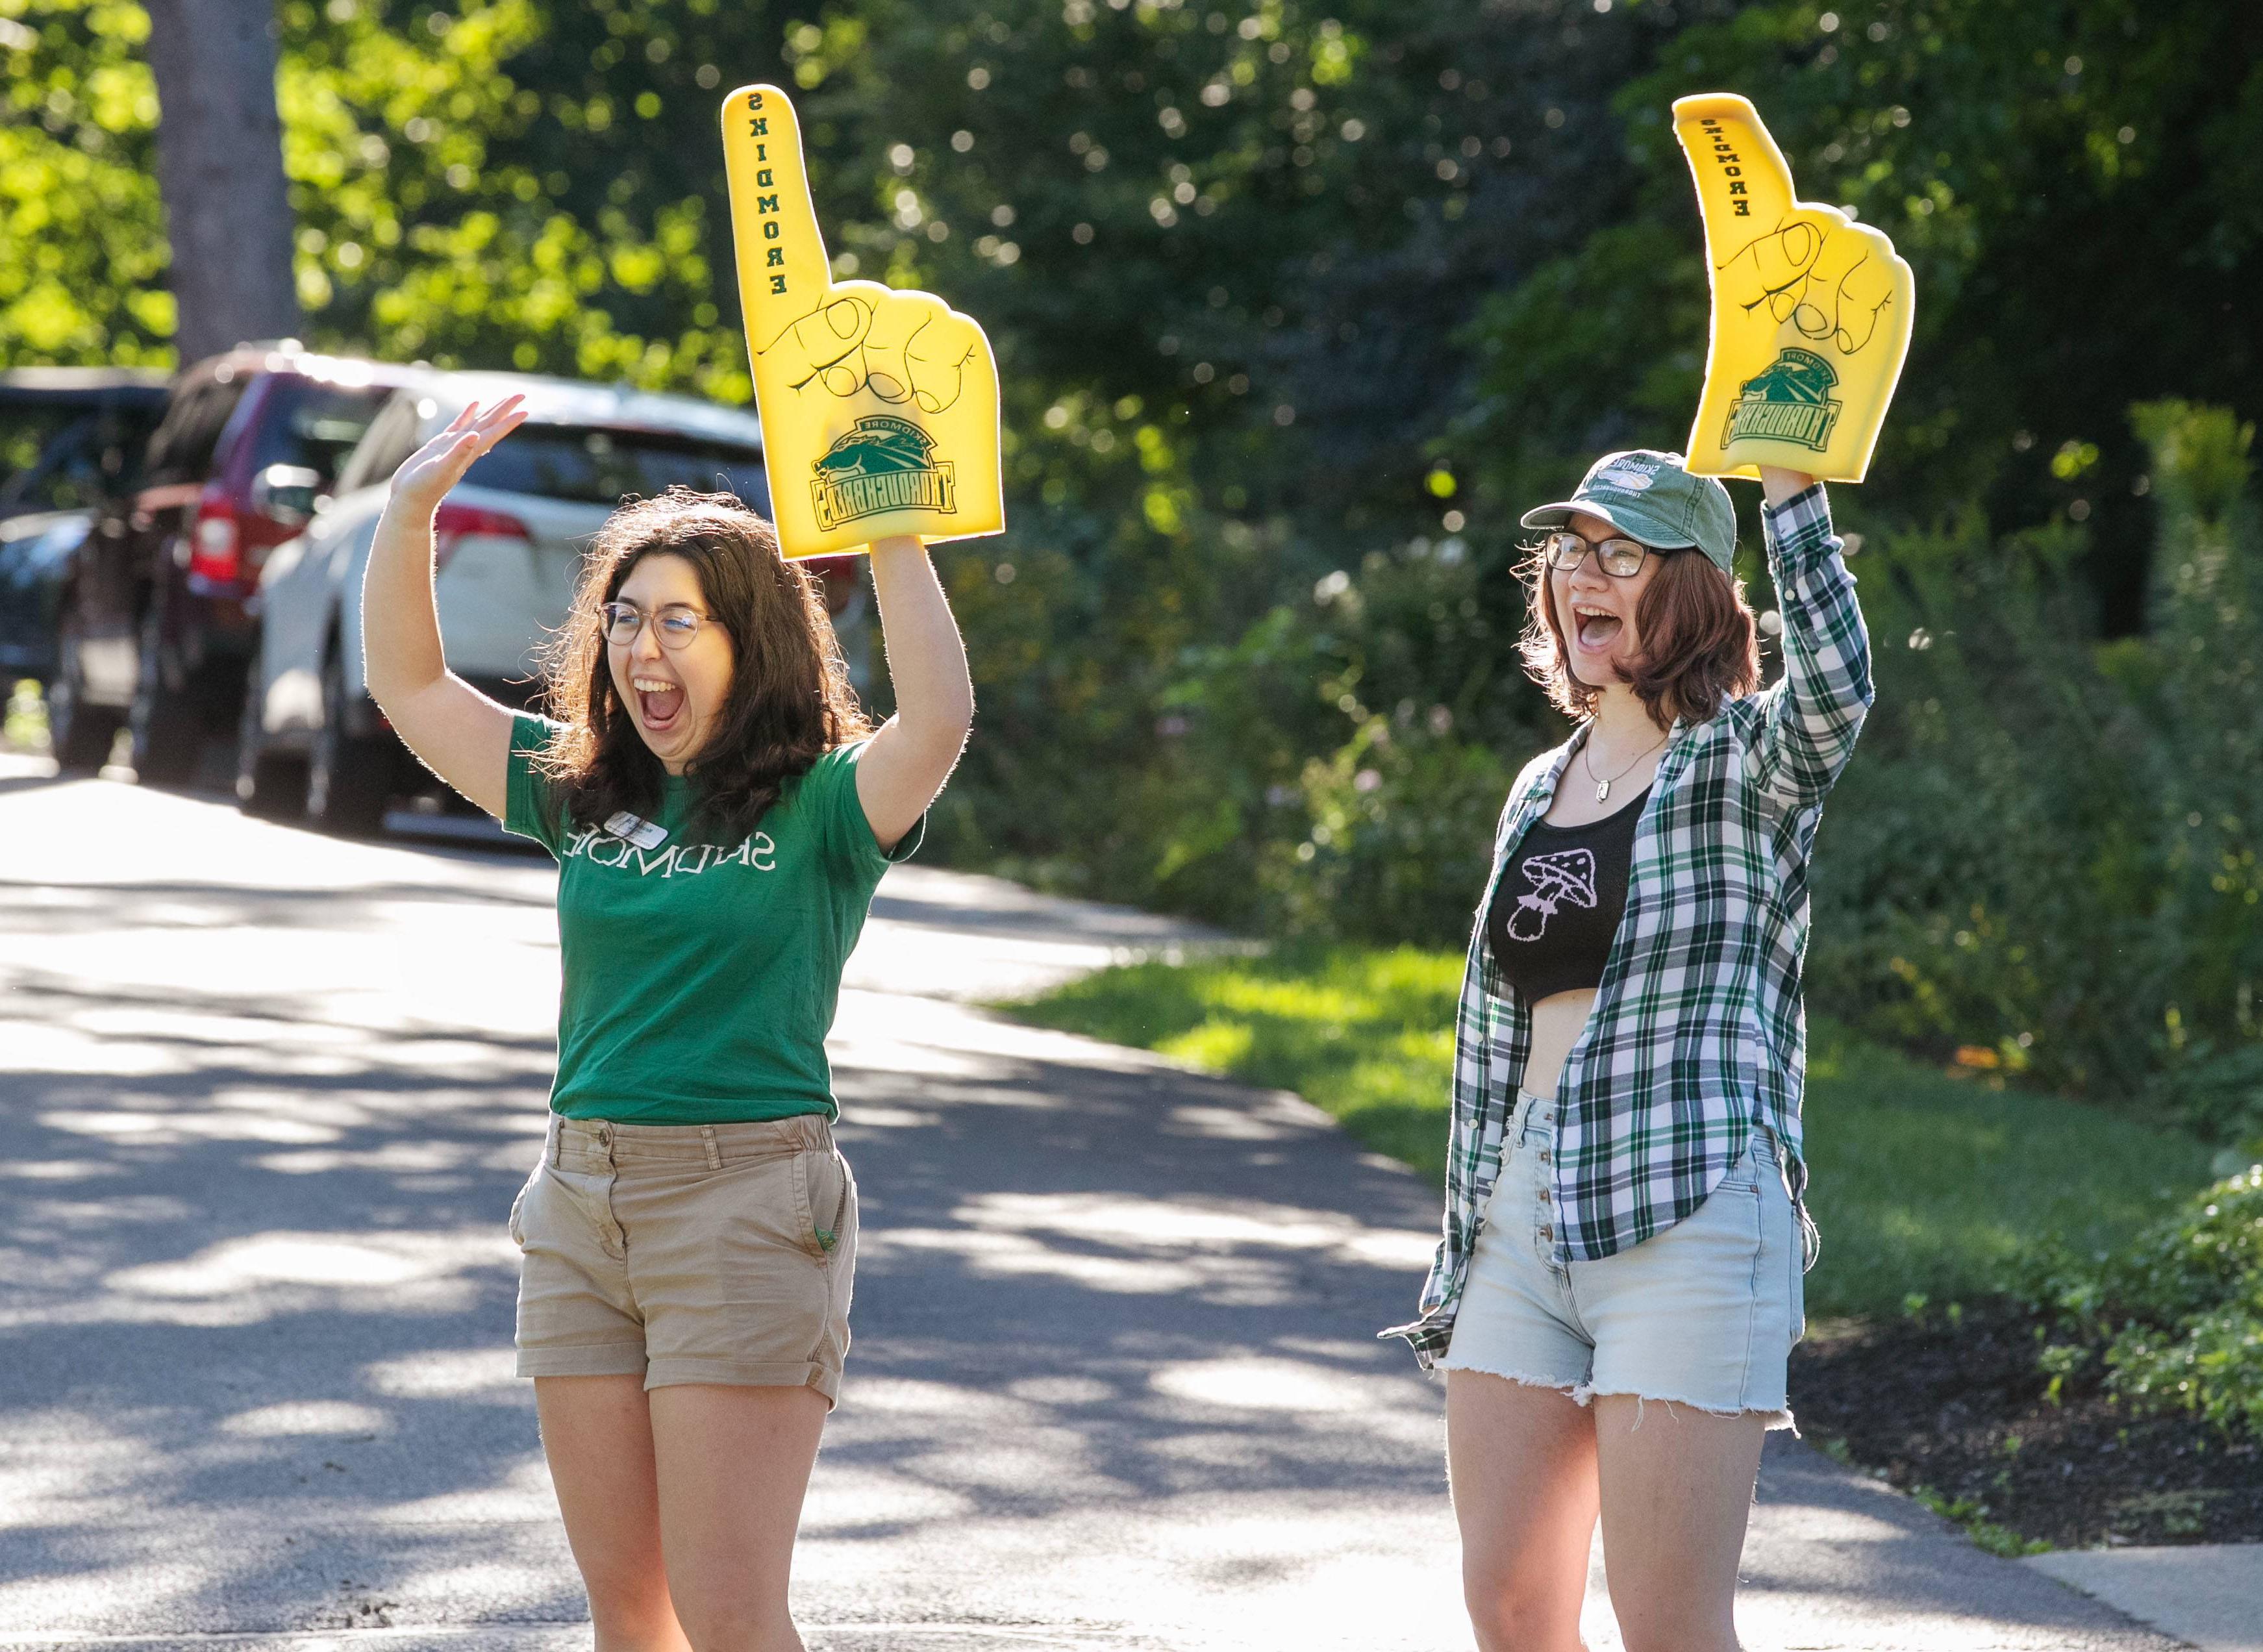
left=142, top=0, right=302, bottom=366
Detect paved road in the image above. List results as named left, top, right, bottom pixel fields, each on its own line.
left=0, top=761, right=2182, bottom=1651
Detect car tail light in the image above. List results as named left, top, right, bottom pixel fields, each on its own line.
left=803, top=554, right=861, bottom=618
left=188, top=491, right=241, bottom=583
left=432, top=501, right=532, bottom=573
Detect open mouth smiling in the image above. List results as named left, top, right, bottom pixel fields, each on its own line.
left=1571, top=603, right=1625, bottom=649
left=630, top=674, right=686, bottom=732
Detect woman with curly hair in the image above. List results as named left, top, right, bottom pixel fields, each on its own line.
left=364, top=396, right=971, bottom=1652
left=1386, top=449, right=1873, bottom=1652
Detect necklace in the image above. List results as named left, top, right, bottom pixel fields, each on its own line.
left=1583, top=731, right=1666, bottom=803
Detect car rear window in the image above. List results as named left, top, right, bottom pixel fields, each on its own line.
left=0, top=407, right=160, bottom=514
left=462, top=425, right=769, bottom=509
left=246, top=379, right=392, bottom=482
left=144, top=375, right=249, bottom=486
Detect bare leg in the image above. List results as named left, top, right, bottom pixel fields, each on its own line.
left=534, top=1375, right=693, bottom=1652
left=1592, top=1395, right=1766, bottom=1652
left=1447, top=1370, right=1601, bottom=1652
left=647, top=1383, right=829, bottom=1652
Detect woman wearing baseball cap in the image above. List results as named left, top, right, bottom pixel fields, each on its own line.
left=1385, top=450, right=1873, bottom=1652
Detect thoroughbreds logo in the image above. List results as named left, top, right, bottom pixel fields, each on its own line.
left=1724, top=347, right=1842, bottom=451
left=810, top=416, right=958, bottom=530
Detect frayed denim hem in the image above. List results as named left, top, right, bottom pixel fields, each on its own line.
left=1436, top=1359, right=1588, bottom=1401
left=1582, top=1386, right=1799, bottom=1437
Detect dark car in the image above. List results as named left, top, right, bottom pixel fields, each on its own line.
left=49, top=345, right=418, bottom=777
left=0, top=368, right=169, bottom=527
left=0, top=370, right=169, bottom=689
left=0, top=510, right=99, bottom=683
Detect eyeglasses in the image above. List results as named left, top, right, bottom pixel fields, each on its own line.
left=600, top=601, right=716, bottom=650
left=1542, top=529, right=1655, bottom=579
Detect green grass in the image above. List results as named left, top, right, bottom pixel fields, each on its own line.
left=1001, top=945, right=2219, bottom=1320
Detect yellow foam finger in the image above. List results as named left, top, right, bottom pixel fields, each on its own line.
left=761, top=293, right=874, bottom=398
left=720, top=84, right=1003, bottom=557
left=1673, top=93, right=1914, bottom=483
left=720, top=84, right=831, bottom=352
left=903, top=309, right=984, bottom=416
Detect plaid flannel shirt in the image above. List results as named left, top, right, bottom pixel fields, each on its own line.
left=1385, top=484, right=1872, bottom=1368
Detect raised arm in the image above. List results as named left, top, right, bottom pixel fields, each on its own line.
left=853, top=535, right=973, bottom=851
left=362, top=398, right=529, bottom=820
left=1747, top=464, right=1874, bottom=808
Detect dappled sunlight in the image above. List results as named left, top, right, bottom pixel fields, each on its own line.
left=1148, top=1357, right=1392, bottom=1414
left=1, top=779, right=1451, bottom=1643
left=868, top=1225, right=1216, bottom=1295
left=40, top=1106, right=344, bottom=1145
left=105, top=1228, right=514, bottom=1312
left=800, top=1466, right=979, bottom=1533
left=0, top=1158, right=125, bottom=1183
left=960, top=1192, right=1436, bottom=1271
left=365, top=1459, right=565, bottom=1526
left=256, top=1138, right=534, bottom=1177
left=219, top=1401, right=395, bottom=1438
left=359, top=1347, right=520, bottom=1402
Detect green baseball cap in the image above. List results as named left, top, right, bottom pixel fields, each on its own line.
left=1519, top=449, right=1738, bottom=573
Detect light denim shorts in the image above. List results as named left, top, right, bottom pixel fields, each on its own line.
left=1438, top=1089, right=1804, bottom=1429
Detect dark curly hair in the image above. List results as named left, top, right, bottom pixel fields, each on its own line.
left=1516, top=535, right=1762, bottom=730
left=532, top=486, right=871, bottom=840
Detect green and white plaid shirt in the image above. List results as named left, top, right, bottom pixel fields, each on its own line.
left=1386, top=484, right=1871, bottom=1366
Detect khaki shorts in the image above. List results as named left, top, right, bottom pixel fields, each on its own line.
left=509, top=1112, right=857, bottom=1405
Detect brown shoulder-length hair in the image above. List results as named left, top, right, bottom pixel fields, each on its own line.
left=534, top=486, right=871, bottom=840
left=1516, top=538, right=1762, bottom=729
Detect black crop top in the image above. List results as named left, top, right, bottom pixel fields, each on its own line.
left=1486, top=786, right=1649, bottom=1003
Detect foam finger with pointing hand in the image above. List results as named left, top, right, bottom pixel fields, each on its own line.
left=721, top=84, right=1003, bottom=557
left=1673, top=94, right=1914, bottom=483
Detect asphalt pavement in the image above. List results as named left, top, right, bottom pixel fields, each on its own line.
left=0, top=757, right=2195, bottom=1650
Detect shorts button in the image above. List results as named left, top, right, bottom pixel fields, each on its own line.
left=595, top=1127, right=612, bottom=1144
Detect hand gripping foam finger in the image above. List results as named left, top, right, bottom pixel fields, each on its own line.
left=721, top=83, right=1004, bottom=558
left=1673, top=94, right=1914, bottom=483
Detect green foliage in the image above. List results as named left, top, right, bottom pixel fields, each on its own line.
left=2034, top=1164, right=2263, bottom=1439
left=1006, top=950, right=2218, bottom=1321
left=1538, top=0, right=2263, bottom=564
left=15, top=0, right=2263, bottom=1147
left=1904, top=1483, right=2054, bottom=1558
left=0, top=0, right=171, bottom=364
left=1807, top=399, right=2263, bottom=1139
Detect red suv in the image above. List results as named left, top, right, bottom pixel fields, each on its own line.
left=50, top=344, right=418, bottom=778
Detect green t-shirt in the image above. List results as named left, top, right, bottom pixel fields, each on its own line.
left=504, top=712, right=920, bottom=1124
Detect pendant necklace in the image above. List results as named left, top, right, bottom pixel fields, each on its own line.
left=1584, top=732, right=1666, bottom=803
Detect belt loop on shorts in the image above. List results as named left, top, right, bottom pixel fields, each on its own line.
left=546, top=1114, right=562, bottom=1168
left=700, top=1125, right=722, bottom=1171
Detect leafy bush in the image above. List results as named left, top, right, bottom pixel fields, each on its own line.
left=969, top=397, right=2263, bottom=1156
left=2034, top=1164, right=2263, bottom=1438
left=1806, top=400, right=2263, bottom=1143
left=934, top=514, right=1549, bottom=941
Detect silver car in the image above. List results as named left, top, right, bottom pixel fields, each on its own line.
left=237, top=371, right=806, bottom=835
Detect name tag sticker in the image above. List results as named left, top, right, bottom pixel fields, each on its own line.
left=603, top=812, right=669, bottom=851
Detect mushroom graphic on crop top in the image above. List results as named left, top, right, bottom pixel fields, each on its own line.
left=1505, top=849, right=1599, bottom=942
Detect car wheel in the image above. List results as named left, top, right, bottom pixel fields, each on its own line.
left=127, top=602, right=203, bottom=786
left=234, top=655, right=306, bottom=822
left=47, top=607, right=123, bottom=774
left=306, top=649, right=393, bottom=837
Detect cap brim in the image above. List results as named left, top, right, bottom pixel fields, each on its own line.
left=1518, top=499, right=1697, bottom=551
